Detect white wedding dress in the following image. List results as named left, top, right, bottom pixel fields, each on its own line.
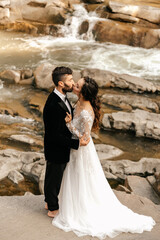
left=52, top=107, right=155, bottom=239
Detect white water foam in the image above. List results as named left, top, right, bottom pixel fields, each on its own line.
left=0, top=114, right=34, bottom=125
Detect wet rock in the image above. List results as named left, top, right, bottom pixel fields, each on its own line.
left=125, top=175, right=160, bottom=204
left=10, top=134, right=43, bottom=146
left=81, top=68, right=157, bottom=93
left=92, top=19, right=160, bottom=48
left=0, top=0, right=10, bottom=8
left=0, top=7, right=9, bottom=19
left=109, top=1, right=160, bottom=24
left=95, top=144, right=123, bottom=162
left=0, top=69, right=21, bottom=83
left=34, top=63, right=55, bottom=90
left=20, top=151, right=44, bottom=164
left=8, top=170, right=24, bottom=184
left=102, top=157, right=160, bottom=180
left=0, top=149, right=22, bottom=180
left=22, top=0, right=73, bottom=24
left=102, top=109, right=160, bottom=140
left=79, top=20, right=89, bottom=35
left=101, top=93, right=159, bottom=113
left=28, top=91, right=48, bottom=115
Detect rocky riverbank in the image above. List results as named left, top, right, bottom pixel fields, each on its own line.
left=0, top=38, right=160, bottom=214
left=0, top=0, right=160, bottom=48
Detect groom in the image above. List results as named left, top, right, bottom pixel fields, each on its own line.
left=43, top=66, right=89, bottom=218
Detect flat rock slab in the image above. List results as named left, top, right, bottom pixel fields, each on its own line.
left=125, top=175, right=160, bottom=204
left=0, top=193, right=160, bottom=240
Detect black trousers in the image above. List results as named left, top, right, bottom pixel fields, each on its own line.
left=44, top=161, right=66, bottom=211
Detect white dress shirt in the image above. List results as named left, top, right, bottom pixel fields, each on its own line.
left=54, top=88, right=71, bottom=113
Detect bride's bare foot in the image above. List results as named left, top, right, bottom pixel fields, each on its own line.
left=47, top=210, right=59, bottom=218
left=45, top=203, right=48, bottom=210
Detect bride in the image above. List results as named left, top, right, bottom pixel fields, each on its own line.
left=52, top=76, right=155, bottom=239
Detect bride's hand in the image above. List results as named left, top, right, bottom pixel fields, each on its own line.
left=65, top=112, right=72, bottom=123
left=80, top=134, right=90, bottom=146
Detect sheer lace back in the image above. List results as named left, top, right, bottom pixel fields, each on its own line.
left=66, top=106, right=94, bottom=139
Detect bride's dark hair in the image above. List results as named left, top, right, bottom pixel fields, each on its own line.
left=81, top=76, right=101, bottom=130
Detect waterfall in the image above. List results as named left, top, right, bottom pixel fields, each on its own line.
left=61, top=4, right=103, bottom=41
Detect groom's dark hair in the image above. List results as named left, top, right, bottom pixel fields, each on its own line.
left=52, top=66, right=73, bottom=86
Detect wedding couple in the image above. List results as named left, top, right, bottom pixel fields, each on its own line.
left=43, top=66, right=155, bottom=239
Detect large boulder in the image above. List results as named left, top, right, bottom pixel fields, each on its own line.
left=102, top=157, right=160, bottom=180
left=92, top=19, right=160, bottom=48
left=108, top=1, right=160, bottom=24
left=125, top=175, right=160, bottom=204
left=101, top=93, right=159, bottom=113
left=34, top=63, right=55, bottom=90
left=102, top=109, right=160, bottom=140
left=81, top=68, right=158, bottom=93
left=0, top=69, right=21, bottom=83
left=95, top=144, right=123, bottom=162
left=21, top=0, right=73, bottom=24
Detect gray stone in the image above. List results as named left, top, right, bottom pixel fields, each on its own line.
left=102, top=157, right=160, bottom=180
left=101, top=93, right=159, bottom=113
left=34, top=63, right=55, bottom=90
left=0, top=192, right=159, bottom=240
left=20, top=151, right=44, bottom=164
left=0, top=150, right=22, bottom=180
left=125, top=175, right=160, bottom=204
left=0, top=69, right=21, bottom=83
left=102, top=109, right=160, bottom=140
left=81, top=68, right=157, bottom=93
left=10, top=134, right=43, bottom=146
left=95, top=144, right=123, bottom=162
left=8, top=170, right=24, bottom=184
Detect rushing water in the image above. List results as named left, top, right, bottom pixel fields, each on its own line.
left=0, top=5, right=160, bottom=81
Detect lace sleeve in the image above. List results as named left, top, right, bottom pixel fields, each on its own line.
left=66, top=121, right=83, bottom=138
left=66, top=110, right=94, bottom=139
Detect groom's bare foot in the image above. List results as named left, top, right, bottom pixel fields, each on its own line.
left=47, top=210, right=59, bottom=218
left=45, top=203, right=48, bottom=210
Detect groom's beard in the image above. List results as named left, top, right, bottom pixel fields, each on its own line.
left=62, top=83, right=73, bottom=93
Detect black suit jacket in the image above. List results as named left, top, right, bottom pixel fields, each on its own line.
left=43, top=91, right=79, bottom=163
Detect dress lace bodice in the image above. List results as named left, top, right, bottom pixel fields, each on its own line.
left=66, top=107, right=94, bottom=139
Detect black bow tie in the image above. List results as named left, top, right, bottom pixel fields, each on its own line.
left=65, top=96, right=68, bottom=102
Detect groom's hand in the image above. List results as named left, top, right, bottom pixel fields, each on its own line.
left=80, top=135, right=90, bottom=146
